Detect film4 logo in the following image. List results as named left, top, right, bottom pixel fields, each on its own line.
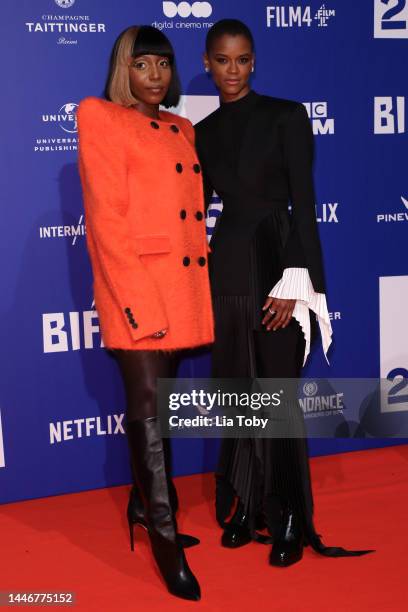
left=374, top=96, right=405, bottom=134
left=374, top=0, right=408, bottom=38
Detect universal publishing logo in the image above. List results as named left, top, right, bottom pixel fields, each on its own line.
left=34, top=102, right=78, bottom=154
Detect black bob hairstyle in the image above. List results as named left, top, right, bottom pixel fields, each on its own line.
left=206, top=18, right=255, bottom=54
left=105, top=25, right=181, bottom=108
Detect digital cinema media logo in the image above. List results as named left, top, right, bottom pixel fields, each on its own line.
left=374, top=97, right=405, bottom=134
left=35, top=102, right=78, bottom=153
left=374, top=0, right=408, bottom=38
left=153, top=1, right=214, bottom=30
left=266, top=4, right=335, bottom=28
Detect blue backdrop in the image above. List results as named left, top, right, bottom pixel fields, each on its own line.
left=1, top=0, right=407, bottom=504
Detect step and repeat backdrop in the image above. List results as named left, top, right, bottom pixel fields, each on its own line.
left=1, top=0, right=407, bottom=503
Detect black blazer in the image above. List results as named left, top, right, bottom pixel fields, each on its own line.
left=195, top=94, right=326, bottom=295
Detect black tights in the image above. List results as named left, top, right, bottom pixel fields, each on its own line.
left=114, top=350, right=180, bottom=423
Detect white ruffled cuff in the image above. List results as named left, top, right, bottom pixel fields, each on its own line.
left=268, top=267, right=332, bottom=366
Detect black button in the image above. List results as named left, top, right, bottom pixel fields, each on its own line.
left=198, top=256, right=206, bottom=267
left=180, top=209, right=187, bottom=219
left=131, top=322, right=138, bottom=329
left=176, top=163, right=183, bottom=173
left=195, top=211, right=203, bottom=221
left=124, top=307, right=131, bottom=314
left=129, top=315, right=135, bottom=324
left=183, top=256, right=190, bottom=266
left=150, top=121, right=160, bottom=129
left=170, top=124, right=179, bottom=133
left=193, top=164, right=201, bottom=174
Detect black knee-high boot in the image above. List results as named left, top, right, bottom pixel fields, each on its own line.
left=127, top=437, right=200, bottom=549
left=126, top=416, right=200, bottom=601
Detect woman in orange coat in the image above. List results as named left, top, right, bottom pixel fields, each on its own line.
left=77, top=25, right=213, bottom=601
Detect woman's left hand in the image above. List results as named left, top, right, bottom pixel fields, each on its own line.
left=261, top=297, right=296, bottom=331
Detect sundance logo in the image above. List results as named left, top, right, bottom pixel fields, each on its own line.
left=50, top=413, right=125, bottom=444
left=299, top=382, right=344, bottom=417
left=163, top=2, right=212, bottom=18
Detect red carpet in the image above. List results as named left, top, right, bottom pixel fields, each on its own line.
left=1, top=445, right=407, bottom=611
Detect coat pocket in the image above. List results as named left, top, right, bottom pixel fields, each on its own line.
left=135, top=234, right=172, bottom=255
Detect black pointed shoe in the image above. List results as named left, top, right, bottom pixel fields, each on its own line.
left=126, top=417, right=200, bottom=601
left=269, top=506, right=304, bottom=567
left=221, top=502, right=252, bottom=549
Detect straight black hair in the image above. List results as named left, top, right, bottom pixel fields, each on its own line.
left=206, top=19, right=255, bottom=54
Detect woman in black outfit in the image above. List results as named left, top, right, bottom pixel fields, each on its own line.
left=195, top=19, right=373, bottom=566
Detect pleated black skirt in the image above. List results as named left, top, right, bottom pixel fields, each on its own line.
left=211, top=295, right=373, bottom=557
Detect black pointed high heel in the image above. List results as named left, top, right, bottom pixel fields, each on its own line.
left=269, top=505, right=304, bottom=567
left=126, top=417, right=200, bottom=601
left=221, top=502, right=252, bottom=548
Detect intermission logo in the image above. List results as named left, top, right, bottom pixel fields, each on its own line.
left=299, top=381, right=344, bottom=418
left=152, top=1, right=214, bottom=30
left=374, top=0, right=408, bottom=38
left=43, top=307, right=103, bottom=353
left=374, top=96, right=405, bottom=134
left=25, top=0, right=106, bottom=45
left=35, top=102, right=78, bottom=153
left=50, top=413, right=125, bottom=444
left=266, top=4, right=335, bottom=28
left=377, top=195, right=408, bottom=223
left=303, top=102, right=334, bottom=135
left=39, top=214, right=86, bottom=245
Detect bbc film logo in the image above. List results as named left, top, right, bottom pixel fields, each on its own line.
left=374, top=0, right=408, bottom=38
left=266, top=3, right=335, bottom=28
left=374, top=97, right=405, bottom=134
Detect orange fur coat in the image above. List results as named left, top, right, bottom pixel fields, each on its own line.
left=77, top=97, right=214, bottom=350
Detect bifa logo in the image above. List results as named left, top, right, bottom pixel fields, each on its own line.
left=266, top=4, right=335, bottom=28
left=374, top=96, right=405, bottom=134
left=316, top=202, right=339, bottom=222
left=42, top=308, right=103, bottom=353
left=163, top=2, right=212, bottom=18
left=39, top=215, right=86, bottom=245
left=303, top=102, right=335, bottom=135
left=0, top=410, right=5, bottom=468
left=50, top=413, right=125, bottom=444
left=299, top=381, right=344, bottom=417
left=374, top=0, right=408, bottom=38
left=377, top=195, right=408, bottom=223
